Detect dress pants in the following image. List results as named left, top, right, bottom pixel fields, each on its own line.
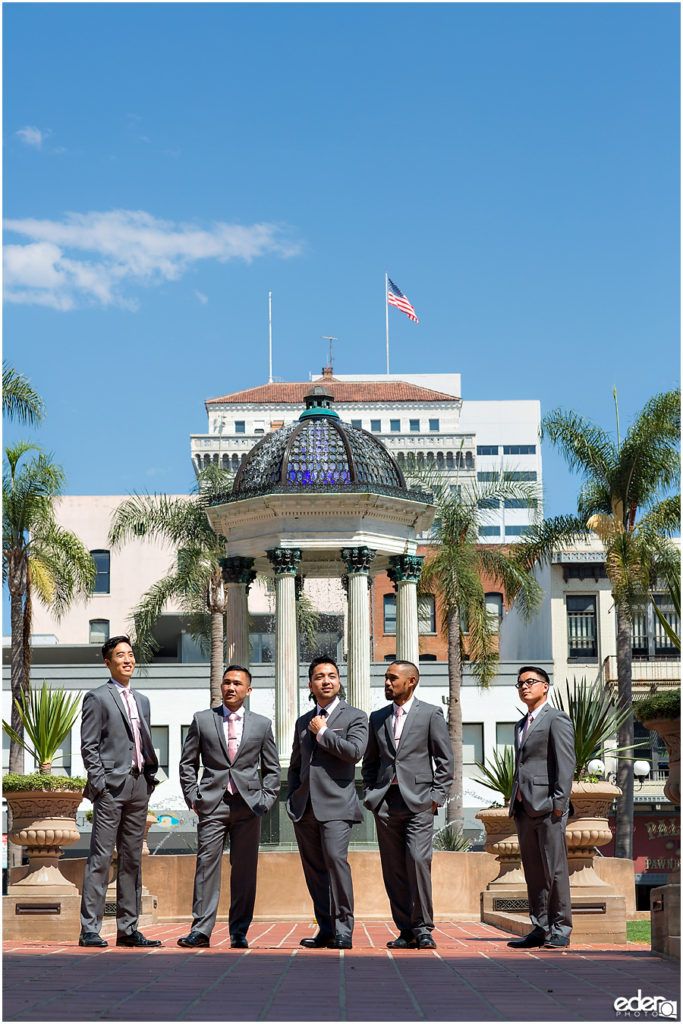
left=80, top=771, right=150, bottom=935
left=374, top=786, right=435, bottom=936
left=514, top=805, right=572, bottom=942
left=293, top=805, right=354, bottom=940
left=191, top=791, right=261, bottom=938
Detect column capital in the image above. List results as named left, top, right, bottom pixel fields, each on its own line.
left=266, top=547, right=302, bottom=576
left=221, top=556, right=256, bottom=587
left=387, top=554, right=424, bottom=587
left=341, top=546, right=376, bottom=575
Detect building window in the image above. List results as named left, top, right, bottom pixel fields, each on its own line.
left=503, top=444, right=536, bottom=455
left=371, top=419, right=381, bottom=432
left=477, top=472, right=498, bottom=482
left=485, top=593, right=503, bottom=632
left=235, top=421, right=246, bottom=434
left=418, top=595, right=436, bottom=634
left=653, top=594, right=680, bottom=656
left=254, top=420, right=265, bottom=435
left=390, top=419, right=400, bottom=432
left=632, top=595, right=681, bottom=659
left=463, top=724, right=483, bottom=766
left=479, top=526, right=501, bottom=537
left=429, top=419, right=439, bottom=432
left=419, top=654, right=437, bottom=662
left=496, top=722, right=516, bottom=751
left=567, top=596, right=598, bottom=660
left=151, top=726, right=169, bottom=778
left=2, top=731, right=9, bottom=773
left=504, top=499, right=536, bottom=509
left=503, top=471, right=537, bottom=482
left=91, top=550, right=110, bottom=594
left=477, top=445, right=498, bottom=456
left=478, top=498, right=499, bottom=510
left=89, top=619, right=110, bottom=645
left=384, top=594, right=397, bottom=634
left=351, top=419, right=362, bottom=428
left=51, top=733, right=72, bottom=777
left=505, top=525, right=531, bottom=537
left=409, top=419, right=420, bottom=432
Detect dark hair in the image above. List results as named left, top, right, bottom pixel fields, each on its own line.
left=223, top=664, right=252, bottom=683
left=517, top=665, right=550, bottom=685
left=308, top=655, right=340, bottom=681
left=102, top=635, right=132, bottom=660
left=389, top=659, right=420, bottom=682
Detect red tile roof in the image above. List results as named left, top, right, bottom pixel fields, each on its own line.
left=206, top=378, right=458, bottom=405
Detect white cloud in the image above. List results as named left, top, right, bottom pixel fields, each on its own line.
left=3, top=209, right=301, bottom=310
left=194, top=290, right=209, bottom=305
left=16, top=126, right=46, bottom=148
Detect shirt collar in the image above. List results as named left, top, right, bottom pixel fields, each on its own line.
left=112, top=679, right=132, bottom=694
left=394, top=695, right=415, bottom=715
left=223, top=706, right=244, bottom=720
left=318, top=696, right=340, bottom=717
left=527, top=699, right=547, bottom=719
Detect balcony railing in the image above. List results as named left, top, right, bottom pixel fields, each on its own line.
left=598, top=655, right=681, bottom=691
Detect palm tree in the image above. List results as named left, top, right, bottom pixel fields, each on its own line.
left=541, top=388, right=680, bottom=859
left=3, top=443, right=96, bottom=774
left=416, top=467, right=563, bottom=831
left=2, top=362, right=45, bottom=425
left=108, top=466, right=233, bottom=708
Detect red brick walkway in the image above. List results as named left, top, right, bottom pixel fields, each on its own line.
left=3, top=921, right=679, bottom=1022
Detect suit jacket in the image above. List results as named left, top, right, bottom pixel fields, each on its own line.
left=179, top=706, right=281, bottom=816
left=81, top=681, right=159, bottom=802
left=286, top=699, right=368, bottom=823
left=362, top=698, right=454, bottom=814
left=508, top=702, right=575, bottom=818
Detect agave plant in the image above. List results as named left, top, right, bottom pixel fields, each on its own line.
left=2, top=681, right=82, bottom=775
left=551, top=676, right=643, bottom=780
left=472, top=745, right=516, bottom=804
left=432, top=823, right=472, bottom=851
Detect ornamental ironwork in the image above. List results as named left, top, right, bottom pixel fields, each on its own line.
left=387, top=554, right=424, bottom=585
left=266, top=547, right=302, bottom=576
left=220, top=556, right=256, bottom=586
left=341, top=547, right=376, bottom=575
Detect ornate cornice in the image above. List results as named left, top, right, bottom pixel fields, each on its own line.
left=341, top=546, right=376, bottom=575
left=266, top=547, right=302, bottom=576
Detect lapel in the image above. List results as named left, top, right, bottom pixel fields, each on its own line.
left=212, top=705, right=231, bottom=762
left=397, top=697, right=420, bottom=751
left=233, top=708, right=254, bottom=764
left=520, top=702, right=550, bottom=748
left=302, top=707, right=316, bottom=761
left=382, top=704, right=397, bottom=753
left=107, top=682, right=134, bottom=739
left=129, top=688, right=154, bottom=752
left=325, top=698, right=345, bottom=728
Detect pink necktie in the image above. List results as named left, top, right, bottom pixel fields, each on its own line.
left=394, top=707, right=403, bottom=744
left=227, top=713, right=239, bottom=794
left=122, top=689, right=143, bottom=770
left=515, top=714, right=533, bottom=802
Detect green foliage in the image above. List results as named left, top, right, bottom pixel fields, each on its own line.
left=2, top=773, right=87, bottom=792
left=472, top=745, right=515, bottom=802
left=551, top=677, right=644, bottom=779
left=2, top=681, right=82, bottom=772
left=2, top=362, right=45, bottom=425
left=432, top=824, right=472, bottom=851
left=633, top=688, right=680, bottom=724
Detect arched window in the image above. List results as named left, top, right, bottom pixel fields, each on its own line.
left=91, top=550, right=110, bottom=594
left=485, top=592, right=504, bottom=632
left=89, top=619, right=110, bottom=644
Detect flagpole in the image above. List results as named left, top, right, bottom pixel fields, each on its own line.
left=268, top=290, right=273, bottom=384
left=385, top=272, right=390, bottom=375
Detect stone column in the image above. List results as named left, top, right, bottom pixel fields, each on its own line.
left=221, top=556, right=255, bottom=669
left=341, top=547, right=376, bottom=716
left=388, top=554, right=424, bottom=667
left=267, top=547, right=302, bottom=760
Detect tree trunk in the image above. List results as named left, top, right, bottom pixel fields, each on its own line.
left=9, top=585, right=26, bottom=775
left=446, top=605, right=463, bottom=831
left=614, top=604, right=634, bottom=860
left=209, top=609, right=224, bottom=708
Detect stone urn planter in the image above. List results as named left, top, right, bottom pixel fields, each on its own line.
left=565, top=779, right=622, bottom=892
left=6, top=787, right=84, bottom=895
left=641, top=717, right=680, bottom=809
left=475, top=806, right=525, bottom=889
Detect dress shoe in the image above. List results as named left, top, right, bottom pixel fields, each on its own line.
left=79, top=932, right=108, bottom=948
left=387, top=934, right=417, bottom=949
left=300, top=933, right=334, bottom=948
left=544, top=937, right=571, bottom=949
left=230, top=935, right=249, bottom=949
left=333, top=936, right=352, bottom=949
left=116, top=930, right=162, bottom=948
left=416, top=934, right=437, bottom=949
left=177, top=930, right=210, bottom=948
left=507, top=931, right=546, bottom=949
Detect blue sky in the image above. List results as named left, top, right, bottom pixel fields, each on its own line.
left=4, top=3, right=680, bottom=517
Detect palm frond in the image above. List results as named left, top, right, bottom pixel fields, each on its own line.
left=2, top=363, right=45, bottom=425
left=542, top=408, right=618, bottom=488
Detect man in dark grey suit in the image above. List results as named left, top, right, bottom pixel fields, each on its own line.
left=362, top=660, right=453, bottom=950
left=79, top=635, right=162, bottom=948
left=508, top=665, right=575, bottom=950
left=287, top=656, right=368, bottom=950
left=177, top=665, right=280, bottom=949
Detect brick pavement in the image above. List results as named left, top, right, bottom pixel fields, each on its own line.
left=3, top=921, right=679, bottom=1022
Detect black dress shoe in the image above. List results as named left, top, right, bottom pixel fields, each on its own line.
left=79, top=932, right=108, bottom=947
left=333, top=936, right=352, bottom=949
left=544, top=937, right=571, bottom=949
left=387, top=934, right=417, bottom=949
left=230, top=935, right=249, bottom=948
left=417, top=934, right=437, bottom=949
left=177, top=930, right=210, bottom=948
left=116, top=930, right=162, bottom=948
left=300, top=933, right=334, bottom=948
left=507, top=931, right=546, bottom=949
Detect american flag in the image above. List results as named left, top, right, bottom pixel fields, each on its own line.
left=387, top=277, right=419, bottom=323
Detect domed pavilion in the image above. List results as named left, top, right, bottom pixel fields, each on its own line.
left=205, top=384, right=435, bottom=756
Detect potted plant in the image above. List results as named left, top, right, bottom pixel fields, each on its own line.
left=2, top=681, right=85, bottom=894
left=472, top=746, right=525, bottom=888
left=633, top=688, right=680, bottom=808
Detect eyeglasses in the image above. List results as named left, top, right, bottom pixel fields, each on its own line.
left=515, top=679, right=546, bottom=689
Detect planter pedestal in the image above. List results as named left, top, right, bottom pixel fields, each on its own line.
left=643, top=716, right=680, bottom=961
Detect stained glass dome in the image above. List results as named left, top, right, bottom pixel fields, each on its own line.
left=224, top=384, right=427, bottom=502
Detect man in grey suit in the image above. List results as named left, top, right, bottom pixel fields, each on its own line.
left=79, top=635, right=162, bottom=948
left=362, top=660, right=454, bottom=950
left=508, top=665, right=575, bottom=950
left=287, top=656, right=368, bottom=950
left=177, top=665, right=280, bottom=949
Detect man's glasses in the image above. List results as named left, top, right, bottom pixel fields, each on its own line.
left=515, top=679, right=546, bottom=689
